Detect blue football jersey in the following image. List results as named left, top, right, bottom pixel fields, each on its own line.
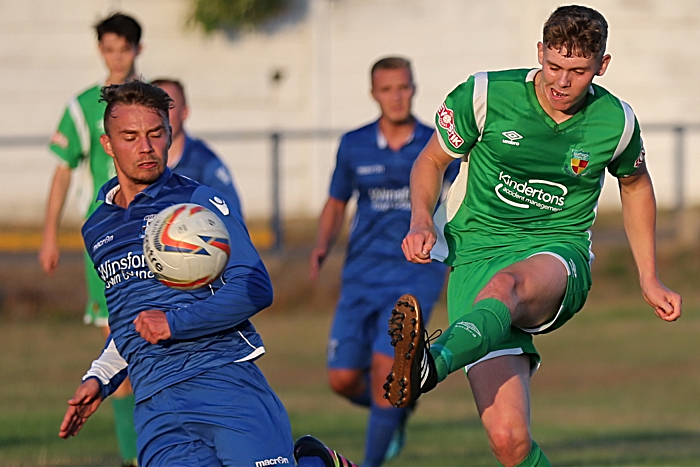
left=172, top=134, right=242, bottom=215
left=329, top=119, right=459, bottom=279
left=82, top=169, right=271, bottom=402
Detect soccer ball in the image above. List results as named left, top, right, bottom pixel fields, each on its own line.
left=143, top=203, right=231, bottom=290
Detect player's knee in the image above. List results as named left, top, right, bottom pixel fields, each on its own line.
left=477, top=271, right=518, bottom=303
left=328, top=372, right=363, bottom=398
left=486, top=425, right=531, bottom=467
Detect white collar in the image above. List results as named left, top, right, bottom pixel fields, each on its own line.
left=105, top=185, right=121, bottom=205
left=376, top=125, right=415, bottom=150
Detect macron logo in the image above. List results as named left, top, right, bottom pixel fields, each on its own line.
left=255, top=457, right=290, bottom=467
left=209, top=197, right=229, bottom=216
left=93, top=235, right=114, bottom=252
left=502, top=131, right=523, bottom=146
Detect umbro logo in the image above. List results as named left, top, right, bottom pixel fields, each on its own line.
left=502, top=131, right=523, bottom=146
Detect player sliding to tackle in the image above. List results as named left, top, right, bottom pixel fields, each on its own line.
left=384, top=5, right=681, bottom=467
left=58, top=80, right=357, bottom=467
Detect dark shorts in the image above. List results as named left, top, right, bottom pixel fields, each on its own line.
left=328, top=259, right=447, bottom=370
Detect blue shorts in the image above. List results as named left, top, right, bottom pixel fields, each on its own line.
left=328, top=259, right=447, bottom=370
left=134, top=361, right=293, bottom=467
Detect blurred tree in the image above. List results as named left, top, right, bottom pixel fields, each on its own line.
left=188, top=0, right=290, bottom=33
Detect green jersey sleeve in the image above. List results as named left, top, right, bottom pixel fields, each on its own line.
left=49, top=99, right=87, bottom=169
left=607, top=103, right=645, bottom=178
left=435, top=75, right=481, bottom=158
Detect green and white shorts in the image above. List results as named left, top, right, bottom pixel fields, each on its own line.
left=82, top=250, right=109, bottom=327
left=446, top=243, right=592, bottom=373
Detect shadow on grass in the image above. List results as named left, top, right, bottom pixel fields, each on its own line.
left=403, top=418, right=700, bottom=467
left=546, top=430, right=700, bottom=466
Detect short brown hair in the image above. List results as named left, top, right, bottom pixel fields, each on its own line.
left=371, top=57, right=413, bottom=84
left=100, top=80, right=173, bottom=134
left=151, top=78, right=187, bottom=106
left=542, top=5, right=608, bottom=58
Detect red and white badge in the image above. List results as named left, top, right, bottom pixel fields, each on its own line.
left=437, top=103, right=464, bottom=148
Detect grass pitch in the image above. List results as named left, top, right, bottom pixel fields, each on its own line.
left=1, top=239, right=699, bottom=466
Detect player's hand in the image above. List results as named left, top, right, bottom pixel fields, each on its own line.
left=59, top=378, right=103, bottom=439
left=641, top=278, right=682, bottom=322
left=309, top=245, right=328, bottom=281
left=134, top=310, right=172, bottom=344
left=39, top=237, right=60, bottom=275
left=402, top=222, right=437, bottom=264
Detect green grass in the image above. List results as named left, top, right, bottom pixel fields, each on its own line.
left=1, top=238, right=700, bottom=466
left=255, top=301, right=700, bottom=467
left=2, top=307, right=700, bottom=466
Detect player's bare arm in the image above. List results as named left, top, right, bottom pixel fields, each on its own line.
left=619, top=163, right=681, bottom=321
left=39, top=164, right=72, bottom=275
left=134, top=309, right=172, bottom=343
left=403, top=133, right=454, bottom=264
left=309, top=197, right=347, bottom=280
left=58, top=377, right=103, bottom=439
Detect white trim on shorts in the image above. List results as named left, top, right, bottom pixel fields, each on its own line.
left=463, top=250, right=571, bottom=377
left=465, top=348, right=541, bottom=377
left=517, top=251, right=570, bottom=334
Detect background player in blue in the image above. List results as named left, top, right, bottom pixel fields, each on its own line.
left=57, top=81, right=358, bottom=467
left=309, top=57, right=458, bottom=467
left=152, top=78, right=243, bottom=215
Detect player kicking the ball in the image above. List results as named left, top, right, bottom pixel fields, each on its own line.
left=58, top=80, right=356, bottom=467
left=384, top=5, right=681, bottom=467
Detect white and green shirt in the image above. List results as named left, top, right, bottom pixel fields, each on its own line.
left=49, top=84, right=116, bottom=217
left=433, top=68, right=645, bottom=266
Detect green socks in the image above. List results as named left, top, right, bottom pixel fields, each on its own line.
left=429, top=298, right=511, bottom=381
left=112, top=394, right=138, bottom=464
left=500, top=441, right=551, bottom=467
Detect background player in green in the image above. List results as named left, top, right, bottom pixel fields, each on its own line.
left=384, top=5, right=682, bottom=467
left=39, top=12, right=142, bottom=466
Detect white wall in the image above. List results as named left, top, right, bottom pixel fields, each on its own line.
left=1, top=0, right=699, bottom=226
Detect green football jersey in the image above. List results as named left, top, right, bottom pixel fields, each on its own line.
left=433, top=68, right=645, bottom=266
left=49, top=84, right=116, bottom=217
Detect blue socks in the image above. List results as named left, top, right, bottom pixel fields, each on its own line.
left=362, top=405, right=406, bottom=467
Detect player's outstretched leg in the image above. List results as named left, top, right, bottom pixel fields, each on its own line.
left=294, top=435, right=358, bottom=467
left=383, top=294, right=438, bottom=408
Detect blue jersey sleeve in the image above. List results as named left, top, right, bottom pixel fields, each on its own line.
left=199, top=155, right=243, bottom=216
left=328, top=135, right=354, bottom=201
left=165, top=186, right=273, bottom=341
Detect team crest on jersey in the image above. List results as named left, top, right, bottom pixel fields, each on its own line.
left=566, top=149, right=591, bottom=177
left=437, top=103, right=464, bottom=148
left=139, top=214, right=156, bottom=239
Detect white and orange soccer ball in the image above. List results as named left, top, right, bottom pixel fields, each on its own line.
left=143, top=203, right=231, bottom=290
